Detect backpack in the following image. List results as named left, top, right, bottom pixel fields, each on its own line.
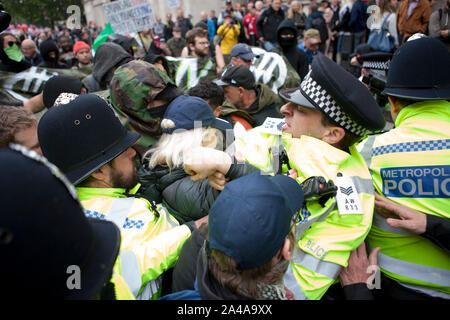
left=312, top=16, right=329, bottom=42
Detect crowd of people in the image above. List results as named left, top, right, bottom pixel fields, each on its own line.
left=0, top=0, right=449, bottom=301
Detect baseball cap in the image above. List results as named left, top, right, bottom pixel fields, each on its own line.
left=304, top=28, right=321, bottom=44
left=214, top=65, right=256, bottom=90
left=230, top=43, right=256, bottom=61
left=161, top=94, right=232, bottom=134
left=208, top=172, right=304, bottom=270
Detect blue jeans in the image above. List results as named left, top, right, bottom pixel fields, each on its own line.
left=263, top=41, right=276, bottom=51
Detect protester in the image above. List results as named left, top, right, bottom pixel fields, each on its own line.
left=199, top=11, right=216, bottom=41
left=177, top=9, right=194, bottom=38
left=348, top=0, right=368, bottom=51
left=164, top=13, right=175, bottom=41
left=275, top=18, right=309, bottom=79
left=37, top=93, right=207, bottom=300
left=215, top=65, right=284, bottom=128
left=82, top=42, right=132, bottom=92
left=72, top=40, right=92, bottom=69
left=149, top=35, right=171, bottom=57
left=287, top=1, right=308, bottom=36
left=164, top=172, right=304, bottom=300
left=210, top=10, right=219, bottom=31
left=397, top=0, right=431, bottom=44
left=358, top=37, right=450, bottom=300
left=224, top=43, right=256, bottom=73
left=138, top=95, right=231, bottom=224
left=217, top=13, right=241, bottom=57
left=167, top=26, right=187, bottom=57
left=218, top=0, right=243, bottom=25
left=256, top=0, right=285, bottom=51
left=306, top=2, right=329, bottom=54
left=242, top=4, right=259, bottom=46
left=367, top=0, right=399, bottom=50
left=0, top=106, right=41, bottom=154
left=21, top=38, right=43, bottom=66
left=188, top=81, right=225, bottom=117
left=58, top=35, right=74, bottom=66
left=153, top=16, right=166, bottom=39
left=329, top=0, right=341, bottom=61
left=38, top=39, right=68, bottom=69
left=183, top=27, right=226, bottom=75
left=0, top=32, right=31, bottom=72
left=428, top=0, right=450, bottom=50
left=42, top=75, right=87, bottom=109
left=299, top=28, right=322, bottom=65
left=109, top=60, right=183, bottom=151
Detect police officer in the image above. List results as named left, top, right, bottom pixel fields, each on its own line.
left=0, top=145, right=133, bottom=299
left=184, top=52, right=386, bottom=299
left=359, top=37, right=450, bottom=299
left=37, top=93, right=206, bottom=300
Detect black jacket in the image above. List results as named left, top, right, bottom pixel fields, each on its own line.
left=256, top=6, right=285, bottom=43
left=138, top=165, right=220, bottom=224
left=171, top=161, right=259, bottom=292
left=0, top=46, right=31, bottom=73
left=38, top=39, right=68, bottom=69
left=275, top=19, right=309, bottom=80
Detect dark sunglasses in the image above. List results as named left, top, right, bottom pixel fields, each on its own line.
left=7, top=41, right=19, bottom=47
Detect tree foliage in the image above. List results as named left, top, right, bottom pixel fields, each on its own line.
left=1, top=0, right=84, bottom=28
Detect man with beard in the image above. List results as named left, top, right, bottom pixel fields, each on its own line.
left=37, top=93, right=207, bottom=300
left=184, top=27, right=226, bottom=75
left=274, top=18, right=309, bottom=80
left=167, top=26, right=186, bottom=57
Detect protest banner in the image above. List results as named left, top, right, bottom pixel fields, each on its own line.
left=102, top=0, right=156, bottom=35
left=167, top=0, right=180, bottom=9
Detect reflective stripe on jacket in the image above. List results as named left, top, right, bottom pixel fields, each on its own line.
left=76, top=185, right=192, bottom=300
left=358, top=100, right=450, bottom=298
left=235, top=128, right=375, bottom=300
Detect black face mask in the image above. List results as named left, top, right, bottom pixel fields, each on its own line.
left=280, top=36, right=296, bottom=47
left=148, top=102, right=170, bottom=119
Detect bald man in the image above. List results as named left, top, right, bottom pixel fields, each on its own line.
left=21, top=39, right=43, bottom=66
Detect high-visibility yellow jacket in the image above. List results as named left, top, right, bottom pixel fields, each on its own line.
left=358, top=100, right=450, bottom=299
left=76, top=184, right=192, bottom=300
left=234, top=125, right=375, bottom=300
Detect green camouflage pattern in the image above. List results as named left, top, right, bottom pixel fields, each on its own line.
left=0, top=66, right=91, bottom=103
left=109, top=60, right=177, bottom=146
left=110, top=60, right=175, bottom=123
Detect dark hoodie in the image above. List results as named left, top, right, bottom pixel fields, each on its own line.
left=38, top=39, right=68, bottom=69
left=82, top=42, right=132, bottom=92
left=276, top=19, right=309, bottom=80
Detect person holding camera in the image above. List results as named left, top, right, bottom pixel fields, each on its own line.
left=217, top=13, right=240, bottom=61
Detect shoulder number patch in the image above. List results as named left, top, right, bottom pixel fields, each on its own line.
left=336, top=176, right=364, bottom=215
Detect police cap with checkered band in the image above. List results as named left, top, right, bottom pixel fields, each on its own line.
left=279, top=53, right=385, bottom=137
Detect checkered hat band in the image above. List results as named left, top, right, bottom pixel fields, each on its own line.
left=300, top=72, right=368, bottom=136
left=361, top=61, right=390, bottom=70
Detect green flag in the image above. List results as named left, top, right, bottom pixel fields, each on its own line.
left=93, top=23, right=114, bottom=51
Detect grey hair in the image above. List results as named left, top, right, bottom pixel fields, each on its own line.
left=144, top=127, right=221, bottom=170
